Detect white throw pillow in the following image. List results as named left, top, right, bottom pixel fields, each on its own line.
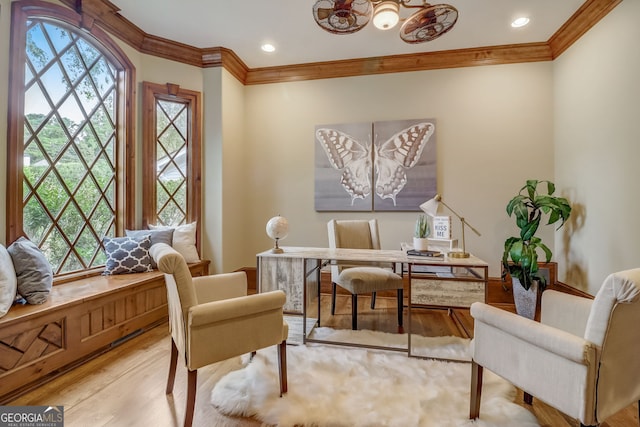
left=0, top=244, right=17, bottom=318
left=149, top=222, right=200, bottom=263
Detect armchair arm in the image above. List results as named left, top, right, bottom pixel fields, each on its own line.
left=189, top=290, right=286, bottom=327
left=541, top=290, right=593, bottom=337
left=471, top=302, right=593, bottom=363
left=192, top=272, right=247, bottom=303
left=186, top=290, right=287, bottom=370
left=471, top=302, right=599, bottom=423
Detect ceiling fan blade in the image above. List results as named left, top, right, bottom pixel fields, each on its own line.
left=400, top=4, right=458, bottom=43
left=313, top=0, right=372, bottom=34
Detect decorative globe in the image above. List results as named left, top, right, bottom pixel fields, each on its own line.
left=266, top=216, right=289, bottom=253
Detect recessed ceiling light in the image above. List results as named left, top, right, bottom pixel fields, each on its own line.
left=511, top=17, right=530, bottom=28
left=261, top=43, right=276, bottom=53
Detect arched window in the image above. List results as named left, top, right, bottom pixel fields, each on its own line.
left=7, top=1, right=135, bottom=276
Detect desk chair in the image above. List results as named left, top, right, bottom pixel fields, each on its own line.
left=470, top=268, right=640, bottom=427
left=327, top=219, right=403, bottom=330
left=151, top=243, right=288, bottom=427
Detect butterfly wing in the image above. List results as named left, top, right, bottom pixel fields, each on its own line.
left=316, top=128, right=372, bottom=204
left=374, top=122, right=435, bottom=204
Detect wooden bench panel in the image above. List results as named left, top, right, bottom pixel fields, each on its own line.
left=0, top=261, right=209, bottom=403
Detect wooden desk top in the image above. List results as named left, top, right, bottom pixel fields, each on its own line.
left=257, top=246, right=488, bottom=267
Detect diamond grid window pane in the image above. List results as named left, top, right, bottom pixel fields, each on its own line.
left=23, top=197, right=51, bottom=243
left=77, top=227, right=101, bottom=266
left=40, top=227, right=68, bottom=272
left=25, top=21, right=54, bottom=75
left=22, top=19, right=118, bottom=274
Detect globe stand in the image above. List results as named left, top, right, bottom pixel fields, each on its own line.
left=271, top=238, right=284, bottom=254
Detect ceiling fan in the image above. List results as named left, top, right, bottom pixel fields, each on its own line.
left=312, top=0, right=458, bottom=43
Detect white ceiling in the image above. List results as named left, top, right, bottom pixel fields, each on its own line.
left=109, top=0, right=586, bottom=68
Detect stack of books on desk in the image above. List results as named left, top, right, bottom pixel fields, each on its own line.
left=406, top=249, right=444, bottom=259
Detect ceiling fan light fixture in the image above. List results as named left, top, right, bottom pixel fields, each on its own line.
left=312, top=0, right=457, bottom=43
left=373, top=1, right=400, bottom=30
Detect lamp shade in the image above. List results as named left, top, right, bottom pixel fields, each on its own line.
left=420, top=195, right=441, bottom=217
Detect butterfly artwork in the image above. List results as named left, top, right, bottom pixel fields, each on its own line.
left=314, top=119, right=437, bottom=211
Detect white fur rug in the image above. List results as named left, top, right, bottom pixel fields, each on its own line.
left=211, top=328, right=539, bottom=427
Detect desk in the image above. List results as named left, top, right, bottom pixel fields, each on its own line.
left=257, top=247, right=488, bottom=359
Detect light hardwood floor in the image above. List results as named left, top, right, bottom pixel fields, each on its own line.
left=8, top=295, right=638, bottom=426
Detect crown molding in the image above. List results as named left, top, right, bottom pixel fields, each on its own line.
left=60, top=0, right=620, bottom=85
left=245, top=43, right=552, bottom=85
left=548, top=0, right=622, bottom=58
left=201, top=47, right=249, bottom=83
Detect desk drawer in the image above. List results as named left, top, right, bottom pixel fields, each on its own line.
left=411, top=278, right=485, bottom=308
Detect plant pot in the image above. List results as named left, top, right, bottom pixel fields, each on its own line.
left=512, top=277, right=539, bottom=319
left=413, top=237, right=429, bottom=251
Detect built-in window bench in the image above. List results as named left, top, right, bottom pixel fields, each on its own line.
left=0, top=261, right=209, bottom=403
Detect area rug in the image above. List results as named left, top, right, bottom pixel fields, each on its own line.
left=211, top=328, right=539, bottom=426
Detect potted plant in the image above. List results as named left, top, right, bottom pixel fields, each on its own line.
left=502, top=180, right=571, bottom=318
left=413, top=214, right=430, bottom=251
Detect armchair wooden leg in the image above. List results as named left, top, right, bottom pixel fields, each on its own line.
left=523, top=392, right=533, bottom=405
left=397, top=288, right=404, bottom=327
left=277, top=340, right=288, bottom=396
left=371, top=292, right=376, bottom=309
left=166, top=339, right=179, bottom=394
left=352, top=294, right=358, bottom=330
left=184, top=369, right=197, bottom=427
left=469, top=361, right=483, bottom=419
left=331, top=283, right=337, bottom=315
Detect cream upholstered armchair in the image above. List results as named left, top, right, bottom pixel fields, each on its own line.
left=327, top=219, right=403, bottom=330
left=469, top=268, right=640, bottom=427
left=151, top=243, right=288, bottom=427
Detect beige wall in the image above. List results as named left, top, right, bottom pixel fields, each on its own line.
left=241, top=64, right=555, bottom=276
left=201, top=68, right=247, bottom=273
left=553, top=0, right=640, bottom=294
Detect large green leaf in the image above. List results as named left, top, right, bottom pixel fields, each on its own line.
left=506, top=195, right=526, bottom=217
left=508, top=240, right=524, bottom=263
left=524, top=180, right=538, bottom=200
left=546, top=181, right=555, bottom=195
left=520, top=215, right=540, bottom=241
